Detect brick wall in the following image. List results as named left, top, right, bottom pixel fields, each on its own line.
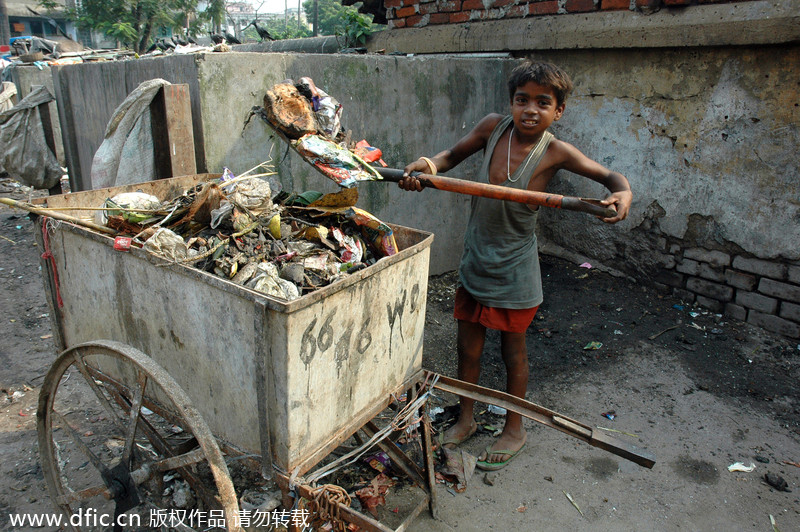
left=653, top=242, right=800, bottom=338
left=386, top=0, right=750, bottom=28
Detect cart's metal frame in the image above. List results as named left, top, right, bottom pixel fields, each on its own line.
left=30, top=173, right=654, bottom=532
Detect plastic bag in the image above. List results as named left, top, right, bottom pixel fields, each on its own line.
left=91, top=79, right=171, bottom=189
left=246, top=262, right=300, bottom=300
left=99, top=192, right=162, bottom=225
left=143, top=228, right=190, bottom=261
left=294, top=134, right=380, bottom=188
left=0, top=85, right=61, bottom=189
left=296, top=77, right=342, bottom=139
left=0, top=82, right=17, bottom=113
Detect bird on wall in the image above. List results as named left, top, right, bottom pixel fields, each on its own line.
left=224, top=31, right=241, bottom=45
left=245, top=20, right=275, bottom=42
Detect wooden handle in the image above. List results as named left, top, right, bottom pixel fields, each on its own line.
left=0, top=197, right=117, bottom=235
left=374, top=167, right=617, bottom=218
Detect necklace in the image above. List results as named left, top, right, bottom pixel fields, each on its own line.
left=507, top=125, right=521, bottom=183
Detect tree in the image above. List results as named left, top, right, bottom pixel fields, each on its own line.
left=301, top=0, right=381, bottom=45
left=38, top=0, right=224, bottom=54
left=243, top=19, right=311, bottom=42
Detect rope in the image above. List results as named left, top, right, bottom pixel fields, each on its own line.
left=306, top=484, right=351, bottom=532
left=41, top=217, right=63, bottom=308
left=304, top=373, right=438, bottom=485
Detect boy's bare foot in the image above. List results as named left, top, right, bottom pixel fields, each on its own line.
left=477, top=430, right=527, bottom=468
left=439, top=419, right=478, bottom=449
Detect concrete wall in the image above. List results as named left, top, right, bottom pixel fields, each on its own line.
left=196, top=52, right=515, bottom=275
left=48, top=4, right=800, bottom=335
left=192, top=47, right=800, bottom=335
left=535, top=46, right=800, bottom=337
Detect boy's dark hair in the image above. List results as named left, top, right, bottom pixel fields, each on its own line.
left=508, top=60, right=573, bottom=107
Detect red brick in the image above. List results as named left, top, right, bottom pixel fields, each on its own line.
left=406, top=14, right=425, bottom=25
left=419, top=1, right=438, bottom=14
left=388, top=18, right=406, bottom=27
left=438, top=0, right=462, bottom=12
left=396, top=5, right=418, bottom=17
left=565, top=0, right=596, bottom=12
left=429, top=12, right=451, bottom=23
left=529, top=0, right=559, bottom=15
left=449, top=10, right=472, bottom=22
left=462, top=0, right=487, bottom=9
left=385, top=0, right=403, bottom=7
left=401, top=0, right=419, bottom=4
left=601, top=0, right=629, bottom=9
left=507, top=4, right=528, bottom=16
left=493, top=0, right=516, bottom=7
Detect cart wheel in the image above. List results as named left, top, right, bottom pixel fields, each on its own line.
left=37, top=340, right=242, bottom=531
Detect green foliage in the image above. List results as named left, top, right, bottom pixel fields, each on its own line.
left=334, top=7, right=373, bottom=48
left=302, top=0, right=380, bottom=46
left=37, top=0, right=222, bottom=53
left=244, top=18, right=312, bottom=41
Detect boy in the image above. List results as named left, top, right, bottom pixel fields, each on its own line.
left=398, top=60, right=632, bottom=471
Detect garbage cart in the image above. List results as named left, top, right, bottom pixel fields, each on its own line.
left=33, top=173, right=436, bottom=532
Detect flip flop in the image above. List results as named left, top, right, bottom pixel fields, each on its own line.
left=476, top=443, right=527, bottom=471
left=437, top=423, right=478, bottom=448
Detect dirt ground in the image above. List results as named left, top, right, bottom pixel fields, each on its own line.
left=1, top=178, right=798, bottom=531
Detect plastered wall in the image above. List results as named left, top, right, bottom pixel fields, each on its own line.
left=195, top=47, right=799, bottom=335
left=45, top=32, right=799, bottom=335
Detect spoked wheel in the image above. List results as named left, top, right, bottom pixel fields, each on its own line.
left=37, top=340, right=242, bottom=532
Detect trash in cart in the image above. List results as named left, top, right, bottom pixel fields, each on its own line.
left=250, top=76, right=387, bottom=189
left=94, top=166, right=398, bottom=300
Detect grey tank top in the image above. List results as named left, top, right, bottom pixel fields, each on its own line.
left=458, top=115, right=554, bottom=309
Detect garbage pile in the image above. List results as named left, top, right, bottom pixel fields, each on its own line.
left=100, top=168, right=397, bottom=301
left=250, top=76, right=388, bottom=188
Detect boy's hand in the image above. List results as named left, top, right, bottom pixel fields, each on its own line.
left=398, top=159, right=429, bottom=191
left=599, top=190, right=632, bottom=223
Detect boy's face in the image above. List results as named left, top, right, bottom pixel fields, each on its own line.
left=510, top=81, right=565, bottom=139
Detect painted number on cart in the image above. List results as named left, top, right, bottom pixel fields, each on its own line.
left=298, top=283, right=420, bottom=368
left=299, top=315, right=371, bottom=368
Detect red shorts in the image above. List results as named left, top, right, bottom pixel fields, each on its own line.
left=453, top=287, right=539, bottom=334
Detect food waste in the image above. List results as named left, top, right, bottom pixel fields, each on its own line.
left=99, top=168, right=397, bottom=301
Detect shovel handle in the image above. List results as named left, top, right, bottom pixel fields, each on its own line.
left=374, top=167, right=617, bottom=218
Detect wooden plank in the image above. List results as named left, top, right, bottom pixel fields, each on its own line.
left=149, top=84, right=196, bottom=179
left=53, top=56, right=204, bottom=192
left=37, top=98, right=62, bottom=195
left=124, top=55, right=206, bottom=174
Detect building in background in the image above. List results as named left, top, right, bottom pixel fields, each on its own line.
left=5, top=0, right=77, bottom=41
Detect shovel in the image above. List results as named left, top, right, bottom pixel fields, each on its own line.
left=371, top=167, right=616, bottom=218
left=250, top=108, right=616, bottom=218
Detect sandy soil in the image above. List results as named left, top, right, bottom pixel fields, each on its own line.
left=1, top=178, right=798, bottom=531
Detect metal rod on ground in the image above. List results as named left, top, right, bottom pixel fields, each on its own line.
left=372, top=167, right=617, bottom=218
left=0, top=197, right=118, bottom=236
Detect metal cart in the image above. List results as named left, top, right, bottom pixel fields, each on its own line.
left=31, top=173, right=653, bottom=532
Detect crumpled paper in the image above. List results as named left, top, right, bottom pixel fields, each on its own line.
left=143, top=228, right=189, bottom=261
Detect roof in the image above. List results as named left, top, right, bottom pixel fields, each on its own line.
left=6, top=0, right=68, bottom=19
